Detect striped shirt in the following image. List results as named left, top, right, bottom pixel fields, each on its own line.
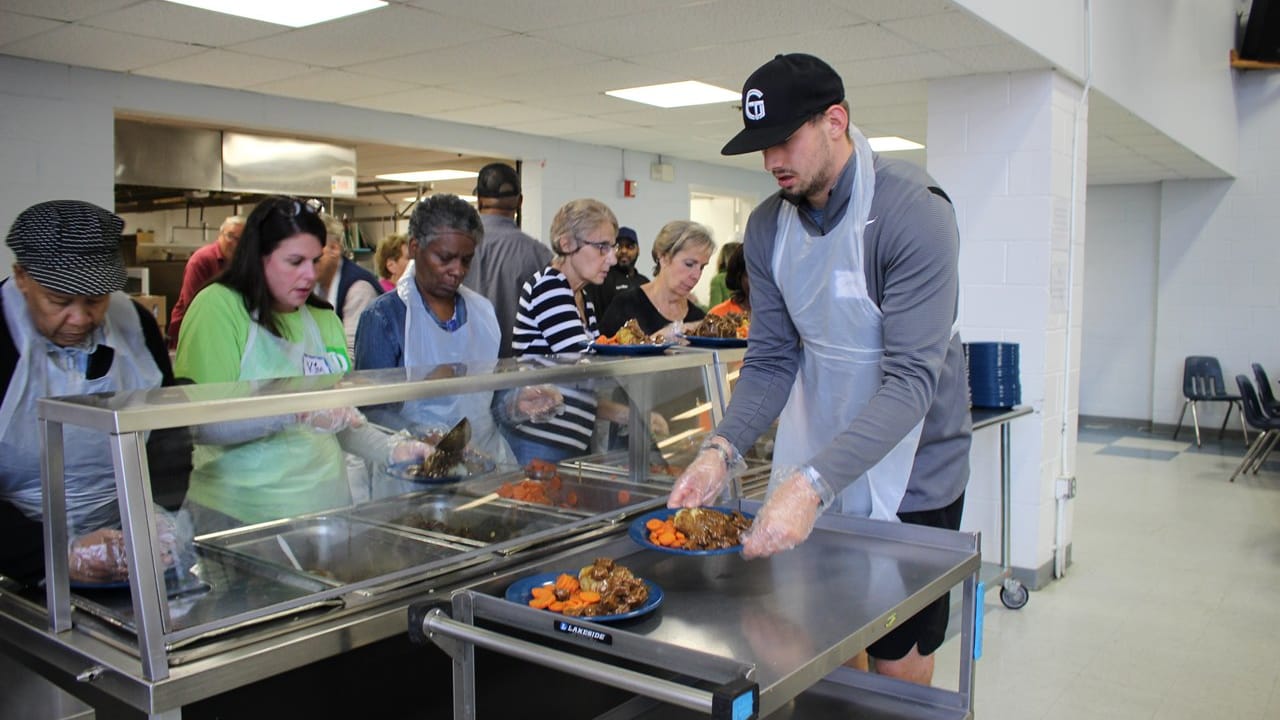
left=510, top=266, right=599, bottom=452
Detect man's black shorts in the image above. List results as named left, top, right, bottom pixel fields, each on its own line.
left=866, top=491, right=966, bottom=661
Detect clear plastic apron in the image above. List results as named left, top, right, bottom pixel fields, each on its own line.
left=398, top=273, right=513, bottom=465
left=186, top=306, right=350, bottom=524
left=770, top=132, right=927, bottom=521
left=0, top=284, right=162, bottom=535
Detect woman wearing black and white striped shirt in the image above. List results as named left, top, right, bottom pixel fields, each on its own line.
left=504, top=199, right=628, bottom=465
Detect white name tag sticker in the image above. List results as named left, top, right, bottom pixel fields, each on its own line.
left=834, top=270, right=864, bottom=298
left=302, top=354, right=330, bottom=376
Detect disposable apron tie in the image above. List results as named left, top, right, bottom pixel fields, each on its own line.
left=768, top=127, right=953, bottom=521
left=0, top=284, right=162, bottom=535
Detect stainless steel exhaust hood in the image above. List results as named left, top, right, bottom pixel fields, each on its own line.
left=115, top=119, right=357, bottom=200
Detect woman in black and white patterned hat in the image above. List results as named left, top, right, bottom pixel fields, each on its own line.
left=0, top=200, right=191, bottom=585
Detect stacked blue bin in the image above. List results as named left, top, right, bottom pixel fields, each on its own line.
left=963, top=342, right=1021, bottom=409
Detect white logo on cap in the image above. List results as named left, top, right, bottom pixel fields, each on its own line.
left=744, top=89, right=765, bottom=121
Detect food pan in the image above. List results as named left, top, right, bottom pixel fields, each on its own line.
left=201, top=516, right=466, bottom=586
left=350, top=493, right=576, bottom=545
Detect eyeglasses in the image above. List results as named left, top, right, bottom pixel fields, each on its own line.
left=579, top=240, right=617, bottom=256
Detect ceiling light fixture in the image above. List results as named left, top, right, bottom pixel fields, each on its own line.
left=606, top=81, right=739, bottom=108
left=377, top=169, right=479, bottom=183
left=868, top=136, right=925, bottom=152
left=401, top=194, right=477, bottom=204
left=162, top=0, right=387, bottom=28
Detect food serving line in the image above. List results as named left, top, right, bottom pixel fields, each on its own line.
left=0, top=350, right=979, bottom=719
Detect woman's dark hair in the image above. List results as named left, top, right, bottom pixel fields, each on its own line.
left=724, top=244, right=748, bottom=306
left=717, top=241, right=742, bottom=273
left=218, top=196, right=329, bottom=337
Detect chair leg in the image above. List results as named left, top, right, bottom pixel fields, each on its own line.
left=1230, top=430, right=1268, bottom=482
left=1249, top=431, right=1279, bottom=474
left=1218, top=403, right=1232, bottom=442
left=1173, top=400, right=1190, bottom=441
left=1237, top=401, right=1250, bottom=446
left=1190, top=401, right=1202, bottom=447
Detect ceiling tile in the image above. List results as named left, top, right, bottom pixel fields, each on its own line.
left=248, top=69, right=418, bottom=103
left=1, top=23, right=201, bottom=72
left=833, top=0, right=954, bottom=22
left=406, top=0, right=707, bottom=33
left=882, top=10, right=1012, bottom=51
left=357, top=86, right=498, bottom=115
left=228, top=5, right=505, bottom=68
left=81, top=0, right=286, bottom=46
left=0, top=0, right=134, bottom=22
left=842, top=51, right=961, bottom=86
left=0, top=10, right=61, bottom=46
left=439, top=60, right=678, bottom=103
left=349, top=34, right=604, bottom=82
left=431, top=102, right=571, bottom=126
left=940, top=43, right=1049, bottom=74
left=500, top=115, right=633, bottom=136
left=530, top=0, right=867, bottom=59
left=134, top=49, right=311, bottom=89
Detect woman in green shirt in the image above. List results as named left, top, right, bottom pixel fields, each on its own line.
left=176, top=197, right=426, bottom=530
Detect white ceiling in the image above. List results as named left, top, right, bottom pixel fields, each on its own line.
left=0, top=0, right=1228, bottom=186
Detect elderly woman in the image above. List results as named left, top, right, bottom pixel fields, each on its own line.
left=374, top=232, right=410, bottom=292
left=600, top=220, right=715, bottom=338
left=355, top=195, right=549, bottom=469
left=505, top=199, right=666, bottom=465
left=175, top=196, right=426, bottom=530
left=315, top=213, right=381, bottom=360
left=0, top=200, right=190, bottom=584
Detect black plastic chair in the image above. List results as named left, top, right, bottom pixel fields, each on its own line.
left=1230, top=375, right=1280, bottom=481
left=1251, top=363, right=1280, bottom=416
left=1173, top=356, right=1248, bottom=447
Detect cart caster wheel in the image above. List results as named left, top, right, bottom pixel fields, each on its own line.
left=1000, top=583, right=1029, bottom=610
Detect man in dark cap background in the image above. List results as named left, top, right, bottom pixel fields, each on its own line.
left=0, top=200, right=191, bottom=585
left=668, top=53, right=971, bottom=686
left=583, top=225, right=649, bottom=319
left=461, top=162, right=552, bottom=358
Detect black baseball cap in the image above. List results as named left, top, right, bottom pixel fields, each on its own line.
left=616, top=227, right=638, bottom=245
left=473, top=163, right=520, bottom=198
left=721, top=53, right=845, bottom=156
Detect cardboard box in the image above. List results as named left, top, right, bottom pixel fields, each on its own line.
left=130, top=294, right=167, bottom=331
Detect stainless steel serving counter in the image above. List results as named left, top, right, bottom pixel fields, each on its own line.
left=418, top=499, right=981, bottom=720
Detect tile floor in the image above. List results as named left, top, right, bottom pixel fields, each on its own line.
left=933, top=420, right=1280, bottom=719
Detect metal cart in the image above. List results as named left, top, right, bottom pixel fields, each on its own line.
left=970, top=405, right=1033, bottom=610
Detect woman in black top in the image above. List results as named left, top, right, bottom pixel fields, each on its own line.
left=600, top=220, right=716, bottom=338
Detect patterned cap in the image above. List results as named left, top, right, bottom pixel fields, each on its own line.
left=6, top=200, right=127, bottom=296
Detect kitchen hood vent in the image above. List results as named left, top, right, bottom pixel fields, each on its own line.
left=114, top=119, right=358, bottom=200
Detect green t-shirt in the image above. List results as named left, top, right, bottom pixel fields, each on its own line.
left=175, top=283, right=349, bottom=383
left=709, top=271, right=730, bottom=307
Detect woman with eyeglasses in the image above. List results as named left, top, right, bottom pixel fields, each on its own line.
left=599, top=220, right=715, bottom=339
left=504, top=198, right=674, bottom=466
left=174, top=196, right=428, bottom=530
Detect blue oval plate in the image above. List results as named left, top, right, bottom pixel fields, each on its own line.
left=504, top=571, right=663, bottom=623
left=386, top=456, right=497, bottom=485
left=684, top=336, right=747, bottom=349
left=591, top=342, right=672, bottom=356
left=628, top=506, right=755, bottom=556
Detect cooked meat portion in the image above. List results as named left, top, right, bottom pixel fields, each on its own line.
left=672, top=508, right=752, bottom=550
left=569, top=557, right=648, bottom=616
left=691, top=312, right=747, bottom=338
left=606, top=319, right=666, bottom=345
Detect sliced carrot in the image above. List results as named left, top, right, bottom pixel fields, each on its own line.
left=530, top=586, right=554, bottom=599
left=548, top=601, right=566, bottom=612
left=645, top=518, right=665, bottom=531
left=578, top=591, right=601, bottom=603
left=529, top=596, right=553, bottom=609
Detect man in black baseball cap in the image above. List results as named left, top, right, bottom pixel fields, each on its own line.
left=583, top=225, right=648, bottom=318
left=670, top=54, right=970, bottom=689
left=462, top=163, right=552, bottom=357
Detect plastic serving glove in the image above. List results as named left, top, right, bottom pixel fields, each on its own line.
left=298, top=406, right=367, bottom=434
left=508, top=385, right=565, bottom=423
left=667, top=437, right=741, bottom=508
left=387, top=435, right=434, bottom=466
left=649, top=412, right=670, bottom=438
left=741, top=469, right=822, bottom=559
left=67, top=510, right=186, bottom=583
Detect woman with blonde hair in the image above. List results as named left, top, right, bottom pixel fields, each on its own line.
left=374, top=232, right=410, bottom=292
left=600, top=220, right=715, bottom=338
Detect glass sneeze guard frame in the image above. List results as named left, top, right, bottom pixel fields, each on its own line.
left=36, top=351, right=730, bottom=682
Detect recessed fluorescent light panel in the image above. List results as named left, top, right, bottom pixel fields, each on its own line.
left=163, top=0, right=386, bottom=28
left=402, top=195, right=477, bottom=204
left=867, top=136, right=925, bottom=152
left=606, top=81, right=739, bottom=108
left=376, top=170, right=479, bottom=183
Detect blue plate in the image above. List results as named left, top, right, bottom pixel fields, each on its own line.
left=504, top=571, right=663, bottom=623
left=685, top=336, right=747, bottom=349
left=628, top=506, right=754, bottom=556
left=591, top=343, right=672, bottom=356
